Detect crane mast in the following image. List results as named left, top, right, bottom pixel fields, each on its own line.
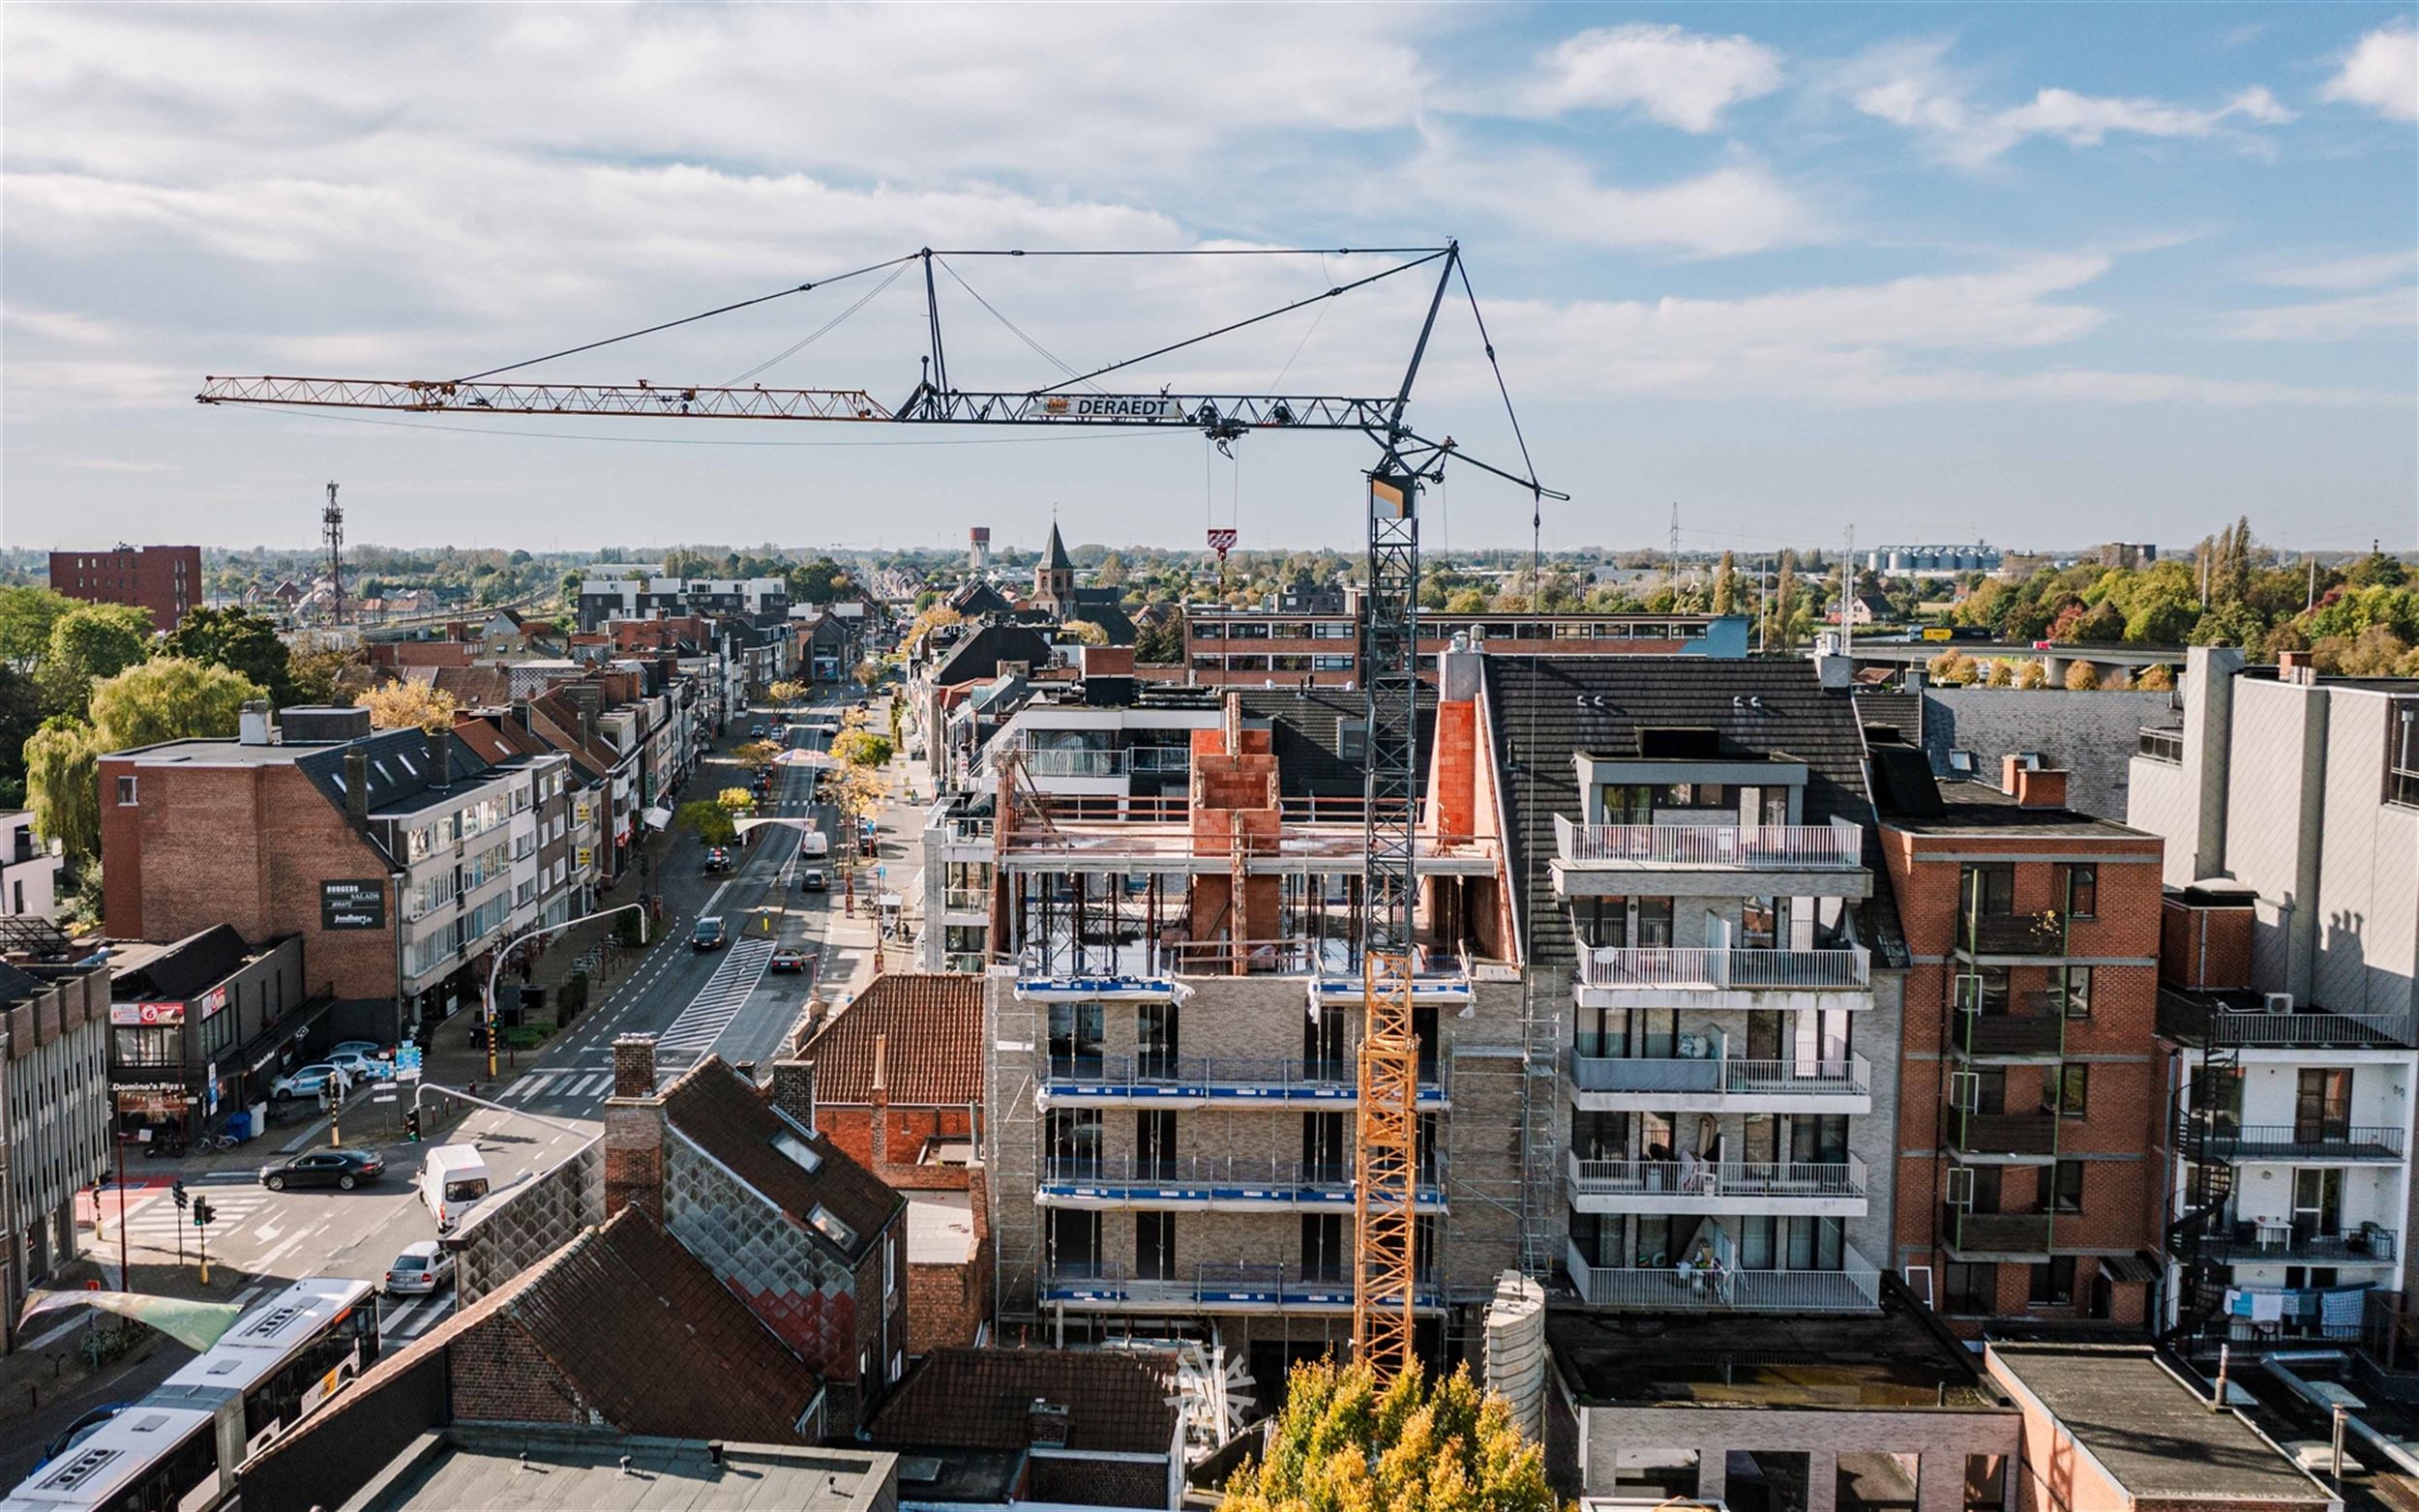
left=194, top=240, right=1555, bottom=1382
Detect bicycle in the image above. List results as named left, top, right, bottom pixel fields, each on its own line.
left=199, top=1131, right=241, bottom=1153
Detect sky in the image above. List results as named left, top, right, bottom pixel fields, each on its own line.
left=2, top=3, right=2413, bottom=558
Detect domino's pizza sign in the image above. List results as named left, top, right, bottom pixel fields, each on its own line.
left=320, top=878, right=387, bottom=931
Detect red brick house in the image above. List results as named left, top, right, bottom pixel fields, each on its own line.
left=792, top=972, right=982, bottom=1171
left=604, top=1035, right=908, bottom=1432
left=1870, top=748, right=2167, bottom=1330
left=866, top=1348, right=1183, bottom=1511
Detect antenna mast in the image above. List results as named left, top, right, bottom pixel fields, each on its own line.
left=322, top=481, right=346, bottom=628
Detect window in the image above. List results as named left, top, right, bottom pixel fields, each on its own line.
left=1136, top=1111, right=1177, bottom=1180
left=2064, top=864, right=2098, bottom=919
left=2057, top=964, right=2094, bottom=1020
left=1962, top=863, right=2016, bottom=916
left=1301, top=1213, right=1345, bottom=1282
left=806, top=1204, right=856, bottom=1250
left=113, top=1025, right=180, bottom=1068
left=2050, top=1160, right=2085, bottom=1214
left=1303, top=1112, right=1349, bottom=1184
left=2048, top=1065, right=2089, bottom=1118
left=1336, top=720, right=1368, bottom=761
left=115, top=775, right=138, bottom=806
left=1136, top=1212, right=1176, bottom=1281
left=2028, top=1257, right=2076, bottom=1306
left=2295, top=1068, right=2352, bottom=1143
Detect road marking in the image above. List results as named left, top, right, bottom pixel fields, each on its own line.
left=570, top=1073, right=610, bottom=1099
left=255, top=1232, right=307, bottom=1272
left=654, top=938, right=777, bottom=1058
left=379, top=1298, right=421, bottom=1336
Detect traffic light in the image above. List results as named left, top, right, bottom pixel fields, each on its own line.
left=192, top=1198, right=215, bottom=1229
left=171, top=1179, right=189, bottom=1212
left=403, top=1109, right=422, bottom=1142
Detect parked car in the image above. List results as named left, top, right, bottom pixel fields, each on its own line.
left=796, top=867, right=827, bottom=892
left=769, top=948, right=808, bottom=973
left=692, top=916, right=729, bottom=951
left=748, top=725, right=767, bottom=738
left=259, top=1146, right=385, bottom=1192
left=323, top=1050, right=391, bottom=1083
left=383, top=1239, right=456, bottom=1295
left=326, top=1040, right=390, bottom=1063
left=270, top=1063, right=344, bottom=1101
left=703, top=845, right=733, bottom=874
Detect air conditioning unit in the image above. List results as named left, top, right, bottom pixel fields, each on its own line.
left=2265, top=992, right=2295, bottom=1015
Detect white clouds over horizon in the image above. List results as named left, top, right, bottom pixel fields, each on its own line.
left=1507, top=23, right=1784, bottom=133
left=2319, top=21, right=2419, bottom=122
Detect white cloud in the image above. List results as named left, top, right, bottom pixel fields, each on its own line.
left=1512, top=23, right=1782, bottom=132
left=1835, top=41, right=2296, bottom=163
left=2319, top=22, right=2418, bottom=122
left=2222, top=288, right=2417, bottom=341
left=2253, top=250, right=2418, bottom=291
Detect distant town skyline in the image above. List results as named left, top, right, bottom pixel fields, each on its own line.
left=4, top=5, right=2412, bottom=554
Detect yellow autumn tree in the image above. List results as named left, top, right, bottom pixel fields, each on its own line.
left=356, top=681, right=459, bottom=733
left=1220, top=1358, right=1554, bottom=1512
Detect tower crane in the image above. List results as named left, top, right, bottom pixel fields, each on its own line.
left=196, top=242, right=1561, bottom=1380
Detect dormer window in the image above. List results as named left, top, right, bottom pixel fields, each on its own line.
left=808, top=1204, right=855, bottom=1249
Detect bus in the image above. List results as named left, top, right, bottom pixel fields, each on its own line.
left=4, top=1278, right=378, bottom=1512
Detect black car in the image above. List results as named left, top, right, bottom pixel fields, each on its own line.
left=692, top=916, right=730, bottom=951
left=259, top=1146, right=386, bottom=1192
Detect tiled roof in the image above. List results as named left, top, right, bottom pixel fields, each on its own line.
left=661, top=1058, right=905, bottom=1266
left=495, top=1206, right=820, bottom=1444
left=1482, top=656, right=1903, bottom=970
left=797, top=973, right=983, bottom=1107
left=868, top=1349, right=1178, bottom=1455
left=290, top=727, right=499, bottom=823
left=933, top=626, right=1057, bottom=688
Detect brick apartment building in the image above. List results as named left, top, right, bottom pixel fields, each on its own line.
left=1181, top=607, right=1747, bottom=687
left=1870, top=747, right=2167, bottom=1330
left=49, top=543, right=202, bottom=628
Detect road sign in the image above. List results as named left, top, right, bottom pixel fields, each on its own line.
left=372, top=1089, right=398, bottom=1103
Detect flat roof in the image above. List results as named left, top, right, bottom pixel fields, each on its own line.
left=342, top=1428, right=894, bottom=1512
left=1883, top=783, right=2157, bottom=839
left=907, top=1190, right=977, bottom=1266
left=1547, top=1290, right=2002, bottom=1410
left=1988, top=1345, right=2334, bottom=1506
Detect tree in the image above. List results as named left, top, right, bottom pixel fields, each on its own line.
left=25, top=717, right=100, bottom=870
left=356, top=681, right=460, bottom=733
left=1772, top=551, right=1800, bottom=651
left=2064, top=660, right=2102, bottom=691
left=674, top=799, right=735, bottom=846
left=0, top=586, right=75, bottom=668
left=161, top=607, right=294, bottom=704
left=1219, top=1357, right=1552, bottom=1512
left=1926, top=649, right=1979, bottom=686
left=1444, top=586, right=1490, bottom=615
left=1094, top=551, right=1127, bottom=587
left=716, top=786, right=756, bottom=815
left=44, top=602, right=154, bottom=713
left=88, top=659, right=265, bottom=752
left=1134, top=618, right=1183, bottom=665
left=854, top=657, right=886, bottom=687
left=1710, top=550, right=1738, bottom=617
left=736, top=738, right=784, bottom=769
left=2015, top=661, right=2048, bottom=690
left=287, top=641, right=365, bottom=706
left=1060, top=619, right=1110, bottom=647
left=833, top=729, right=893, bottom=768
left=767, top=680, right=805, bottom=707
left=788, top=555, right=857, bottom=605
left=2135, top=663, right=2175, bottom=691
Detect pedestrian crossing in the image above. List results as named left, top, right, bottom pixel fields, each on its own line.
left=502, top=1066, right=619, bottom=1105
left=118, top=1190, right=272, bottom=1242
left=654, top=937, right=776, bottom=1059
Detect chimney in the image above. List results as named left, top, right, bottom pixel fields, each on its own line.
left=2279, top=648, right=2311, bottom=674
left=510, top=697, right=532, bottom=733
left=871, top=1034, right=890, bottom=1169
left=1027, top=1399, right=1070, bottom=1448
left=605, top=1034, right=665, bottom=1220
left=2014, top=766, right=2070, bottom=810
left=770, top=1058, right=817, bottom=1133
left=425, top=727, right=449, bottom=787
left=238, top=700, right=274, bottom=746
left=578, top=708, right=597, bottom=748
left=1434, top=633, right=1481, bottom=844
left=1812, top=631, right=1854, bottom=690
left=343, top=751, right=371, bottom=824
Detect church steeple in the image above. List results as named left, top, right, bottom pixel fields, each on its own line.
left=1036, top=519, right=1076, bottom=605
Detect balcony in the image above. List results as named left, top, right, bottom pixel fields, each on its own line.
left=1564, top=1151, right=1867, bottom=1217
left=1038, top=1053, right=1450, bottom=1110
left=1553, top=816, right=1862, bottom=871
left=1573, top=947, right=1870, bottom=1003
left=1947, top=1109, right=2060, bottom=1162
left=1953, top=1006, right=2065, bottom=1061
left=1958, top=913, right=2068, bottom=958
left=1942, top=1208, right=2053, bottom=1259
left=2198, top=1223, right=2399, bottom=1267
left=2158, top=994, right=2416, bottom=1050
left=1042, top=1261, right=1443, bottom=1315
left=1563, top=1239, right=1880, bottom=1314
left=2137, top=726, right=2185, bottom=764
left=1566, top=1046, right=1870, bottom=1113
left=941, top=887, right=988, bottom=916
left=2200, top=1125, right=2406, bottom=1163
left=1038, top=1156, right=1447, bottom=1212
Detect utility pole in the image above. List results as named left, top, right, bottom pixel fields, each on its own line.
left=1666, top=503, right=1680, bottom=602
left=1842, top=525, right=1856, bottom=659
left=2308, top=556, right=2317, bottom=613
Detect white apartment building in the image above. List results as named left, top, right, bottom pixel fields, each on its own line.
left=0, top=813, right=60, bottom=921
left=2133, top=647, right=2419, bottom=1354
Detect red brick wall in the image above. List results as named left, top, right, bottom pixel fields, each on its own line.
left=450, top=1313, right=580, bottom=1424
left=100, top=758, right=399, bottom=1001
left=50, top=546, right=200, bottom=629
left=817, top=1104, right=975, bottom=1174
left=2162, top=900, right=2253, bottom=992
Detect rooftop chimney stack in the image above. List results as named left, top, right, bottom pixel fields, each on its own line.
left=1028, top=1399, right=1070, bottom=1448
left=238, top=700, right=274, bottom=746
left=343, top=751, right=371, bottom=824
left=2013, top=766, right=2070, bottom=810
left=769, top=1058, right=818, bottom=1134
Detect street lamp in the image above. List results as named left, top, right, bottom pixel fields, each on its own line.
left=486, top=902, right=651, bottom=1080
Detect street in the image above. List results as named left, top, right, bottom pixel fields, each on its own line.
left=0, top=684, right=920, bottom=1486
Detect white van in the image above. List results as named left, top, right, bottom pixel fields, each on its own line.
left=417, top=1144, right=491, bottom=1233
left=795, top=829, right=831, bottom=861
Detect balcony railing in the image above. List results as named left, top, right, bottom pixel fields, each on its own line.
left=1948, top=1109, right=2060, bottom=1159
left=1566, top=1152, right=1866, bottom=1201
left=941, top=887, right=988, bottom=914
left=1566, top=1048, right=1869, bottom=1101
left=1954, top=1007, right=2065, bottom=1059
left=1959, top=913, right=2068, bottom=957
left=2200, top=1125, right=2406, bottom=1162
left=1575, top=947, right=1871, bottom=993
left=1040, top=1156, right=1446, bottom=1208
left=2198, top=1224, right=2399, bottom=1266
left=1943, top=1208, right=2053, bottom=1256
left=1564, top=1239, right=1880, bottom=1314
left=2160, top=995, right=2418, bottom=1050
left=1554, top=816, right=1862, bottom=871
left=990, top=744, right=1196, bottom=780
left=1039, top=1053, right=1448, bottom=1105
left=2137, top=726, right=2185, bottom=764
left=1042, top=1260, right=1442, bottom=1313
